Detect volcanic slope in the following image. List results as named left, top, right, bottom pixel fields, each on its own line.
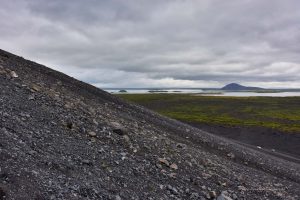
left=0, top=49, right=299, bottom=199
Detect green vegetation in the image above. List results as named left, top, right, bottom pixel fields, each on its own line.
left=117, top=94, right=300, bottom=133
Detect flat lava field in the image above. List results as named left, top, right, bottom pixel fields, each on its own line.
left=117, top=94, right=300, bottom=157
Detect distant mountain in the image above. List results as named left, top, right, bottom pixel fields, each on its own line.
left=221, top=83, right=263, bottom=90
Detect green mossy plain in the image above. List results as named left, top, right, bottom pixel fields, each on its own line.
left=117, top=94, right=300, bottom=133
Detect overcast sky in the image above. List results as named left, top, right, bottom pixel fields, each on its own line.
left=1, top=0, right=300, bottom=88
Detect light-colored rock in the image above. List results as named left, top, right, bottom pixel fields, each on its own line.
left=110, top=121, right=123, bottom=129
left=158, top=158, right=170, bottom=166
left=227, top=153, right=235, bottom=159
left=10, top=71, right=18, bottom=78
left=170, top=163, right=178, bottom=170
left=217, top=191, right=233, bottom=200
left=88, top=131, right=97, bottom=137
left=31, top=84, right=41, bottom=92
left=123, top=135, right=130, bottom=143
left=238, top=185, right=246, bottom=191
left=110, top=121, right=127, bottom=135
left=209, top=191, right=217, bottom=198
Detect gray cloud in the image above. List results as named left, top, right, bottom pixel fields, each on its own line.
left=1, top=0, right=300, bottom=88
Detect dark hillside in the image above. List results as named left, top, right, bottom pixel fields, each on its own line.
left=221, top=83, right=263, bottom=90
left=0, top=49, right=299, bottom=199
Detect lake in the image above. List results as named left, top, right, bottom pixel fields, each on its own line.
left=206, top=91, right=300, bottom=97
left=103, top=88, right=300, bottom=97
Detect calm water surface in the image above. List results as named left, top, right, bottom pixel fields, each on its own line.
left=207, top=92, right=300, bottom=97
left=103, top=88, right=300, bottom=97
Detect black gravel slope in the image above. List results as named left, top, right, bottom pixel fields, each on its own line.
left=0, top=49, right=299, bottom=200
